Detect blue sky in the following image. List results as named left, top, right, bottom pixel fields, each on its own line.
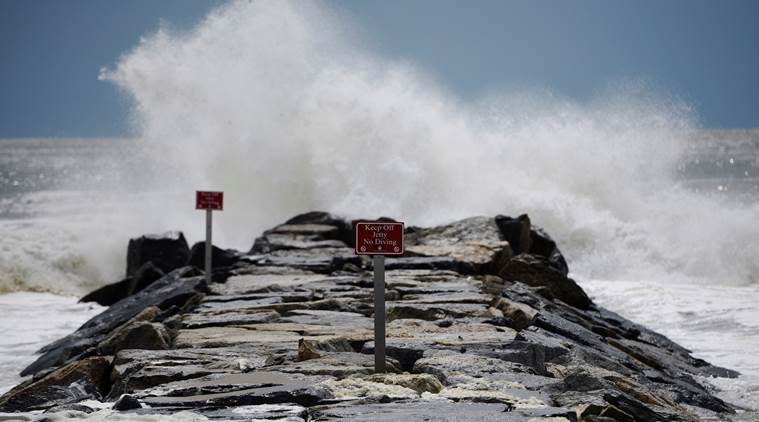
left=1, top=0, right=758, bottom=137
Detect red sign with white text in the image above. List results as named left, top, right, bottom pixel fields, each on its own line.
left=355, top=222, right=404, bottom=255
left=196, top=191, right=224, bottom=210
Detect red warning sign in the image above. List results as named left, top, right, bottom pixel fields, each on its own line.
left=355, top=222, right=404, bottom=256
left=196, top=191, right=224, bottom=210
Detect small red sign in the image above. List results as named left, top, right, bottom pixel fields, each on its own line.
left=196, top=191, right=224, bottom=210
left=355, top=222, right=405, bottom=256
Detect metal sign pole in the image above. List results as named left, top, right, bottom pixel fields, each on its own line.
left=373, top=255, right=386, bottom=373
left=205, top=209, right=212, bottom=285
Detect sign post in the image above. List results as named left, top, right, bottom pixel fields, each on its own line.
left=196, top=191, right=224, bottom=285
left=355, top=221, right=404, bottom=373
left=372, top=254, right=385, bottom=372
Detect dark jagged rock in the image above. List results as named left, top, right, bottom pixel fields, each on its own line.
left=460, top=341, right=557, bottom=376
left=361, top=341, right=424, bottom=372
left=500, top=254, right=591, bottom=309
left=126, top=231, right=190, bottom=276
left=129, top=262, right=166, bottom=295
left=112, top=394, right=142, bottom=411
left=494, top=214, right=533, bottom=255
left=22, top=267, right=204, bottom=377
left=494, top=214, right=569, bottom=275
left=530, top=226, right=570, bottom=276
left=607, top=337, right=740, bottom=384
left=514, top=327, right=572, bottom=363
left=79, top=276, right=133, bottom=307
left=188, top=241, right=240, bottom=270
left=287, top=211, right=352, bottom=233
left=96, top=305, right=162, bottom=355
left=80, top=262, right=165, bottom=306
left=0, top=356, right=111, bottom=412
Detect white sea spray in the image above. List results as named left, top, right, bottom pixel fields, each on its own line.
left=99, top=0, right=759, bottom=287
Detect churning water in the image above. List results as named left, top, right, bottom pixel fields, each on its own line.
left=1, top=0, right=758, bottom=411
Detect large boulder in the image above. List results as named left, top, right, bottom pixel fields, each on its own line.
left=107, top=347, right=276, bottom=397
left=499, top=254, right=591, bottom=309
left=491, top=297, right=539, bottom=330
left=187, top=241, right=239, bottom=270
left=79, top=277, right=132, bottom=307
left=495, top=214, right=568, bottom=275
left=250, top=212, right=351, bottom=253
left=100, top=322, right=170, bottom=354
left=0, top=356, right=111, bottom=412
left=297, top=337, right=355, bottom=361
left=530, top=226, right=569, bottom=276
left=250, top=247, right=361, bottom=274
left=80, top=262, right=165, bottom=306
left=128, top=262, right=166, bottom=295
left=126, top=232, right=190, bottom=277
left=112, top=394, right=142, bottom=411
left=403, top=216, right=511, bottom=274
left=360, top=373, right=443, bottom=394
left=136, top=371, right=333, bottom=408
left=97, top=306, right=171, bottom=355
left=494, top=214, right=533, bottom=254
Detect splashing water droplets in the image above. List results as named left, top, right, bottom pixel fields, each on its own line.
left=96, top=0, right=759, bottom=286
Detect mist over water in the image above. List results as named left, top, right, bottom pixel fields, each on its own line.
left=95, top=0, right=758, bottom=287
left=1, top=0, right=758, bottom=294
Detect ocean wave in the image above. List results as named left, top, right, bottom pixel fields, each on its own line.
left=98, top=0, right=759, bottom=286
left=2, top=0, right=758, bottom=295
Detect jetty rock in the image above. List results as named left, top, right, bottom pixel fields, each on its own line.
left=1, top=211, right=751, bottom=421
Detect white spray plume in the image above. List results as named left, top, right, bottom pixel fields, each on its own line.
left=95, top=0, right=759, bottom=286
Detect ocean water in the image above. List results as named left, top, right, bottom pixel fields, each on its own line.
left=1, top=0, right=759, bottom=414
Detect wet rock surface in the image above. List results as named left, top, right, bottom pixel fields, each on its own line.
left=80, top=262, right=166, bottom=306
left=0, top=212, right=750, bottom=421
left=126, top=231, right=191, bottom=276
left=18, top=267, right=205, bottom=377
left=188, top=241, right=241, bottom=270
left=0, top=356, right=111, bottom=411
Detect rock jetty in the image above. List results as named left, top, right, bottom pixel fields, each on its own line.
left=0, top=211, right=750, bottom=421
